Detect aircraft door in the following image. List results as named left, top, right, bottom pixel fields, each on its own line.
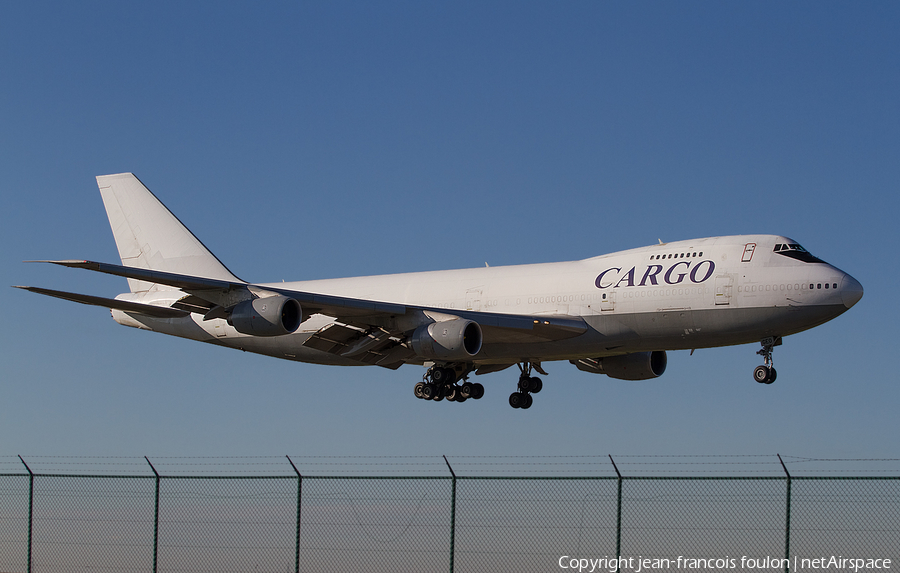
left=600, top=291, right=615, bottom=311
left=715, top=275, right=733, bottom=306
left=466, top=288, right=483, bottom=311
left=741, top=243, right=756, bottom=262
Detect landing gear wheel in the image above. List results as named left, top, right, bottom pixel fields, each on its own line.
left=421, top=383, right=436, bottom=400
left=414, top=382, right=426, bottom=398
left=431, top=367, right=454, bottom=384
left=509, top=392, right=528, bottom=409
left=472, top=383, right=484, bottom=399
left=460, top=382, right=474, bottom=399
left=511, top=363, right=544, bottom=409
left=754, top=366, right=770, bottom=384
left=754, top=365, right=777, bottom=384
left=754, top=337, right=781, bottom=384
left=444, top=384, right=459, bottom=401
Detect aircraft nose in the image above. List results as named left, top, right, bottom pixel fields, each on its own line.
left=841, top=273, right=864, bottom=309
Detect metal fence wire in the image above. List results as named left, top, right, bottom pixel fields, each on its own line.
left=0, top=466, right=897, bottom=572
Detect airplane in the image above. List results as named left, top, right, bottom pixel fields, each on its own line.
left=15, top=173, right=863, bottom=409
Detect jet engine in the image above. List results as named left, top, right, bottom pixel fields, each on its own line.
left=572, top=351, right=667, bottom=380
left=228, top=295, right=302, bottom=337
left=410, top=319, right=483, bottom=361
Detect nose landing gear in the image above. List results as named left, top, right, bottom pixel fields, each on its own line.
left=754, top=336, right=781, bottom=384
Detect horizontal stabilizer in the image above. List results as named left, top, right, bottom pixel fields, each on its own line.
left=12, top=286, right=189, bottom=318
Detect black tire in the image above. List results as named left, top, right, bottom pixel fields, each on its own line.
left=445, top=385, right=459, bottom=401
left=765, top=367, right=777, bottom=384
left=529, top=377, right=543, bottom=394
left=521, top=393, right=533, bottom=409
left=431, top=367, right=449, bottom=383
left=509, top=392, right=524, bottom=408
left=414, top=382, right=425, bottom=399
left=460, top=382, right=474, bottom=399
left=421, top=383, right=436, bottom=399
left=753, top=365, right=770, bottom=383
left=472, top=383, right=485, bottom=399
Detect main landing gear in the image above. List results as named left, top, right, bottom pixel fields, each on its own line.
left=414, top=365, right=484, bottom=403
left=509, top=362, right=543, bottom=410
left=753, top=336, right=781, bottom=385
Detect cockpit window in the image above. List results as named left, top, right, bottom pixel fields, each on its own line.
left=773, top=242, right=824, bottom=263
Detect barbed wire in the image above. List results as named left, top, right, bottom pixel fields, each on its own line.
left=4, top=454, right=898, bottom=477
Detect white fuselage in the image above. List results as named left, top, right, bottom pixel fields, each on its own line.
left=114, top=234, right=861, bottom=368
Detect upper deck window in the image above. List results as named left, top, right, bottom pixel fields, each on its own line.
left=773, top=243, right=824, bottom=264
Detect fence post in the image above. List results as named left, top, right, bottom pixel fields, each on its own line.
left=443, top=455, right=456, bottom=573
left=287, top=456, right=302, bottom=573
left=609, top=455, right=623, bottom=572
left=17, top=456, right=33, bottom=573
left=778, top=454, right=791, bottom=572
left=145, top=457, right=160, bottom=573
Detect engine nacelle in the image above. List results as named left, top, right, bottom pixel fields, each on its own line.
left=410, top=319, right=483, bottom=361
left=228, top=295, right=302, bottom=337
left=572, top=351, right=667, bottom=380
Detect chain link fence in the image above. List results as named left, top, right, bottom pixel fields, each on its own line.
left=0, top=457, right=898, bottom=572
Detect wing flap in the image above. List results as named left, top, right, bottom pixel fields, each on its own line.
left=303, top=322, right=414, bottom=369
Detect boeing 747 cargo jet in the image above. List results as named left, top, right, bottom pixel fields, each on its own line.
left=16, top=173, right=863, bottom=409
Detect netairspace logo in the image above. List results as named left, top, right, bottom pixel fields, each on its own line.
left=557, top=555, right=892, bottom=572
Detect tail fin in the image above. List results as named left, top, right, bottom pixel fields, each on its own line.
left=97, top=173, right=242, bottom=293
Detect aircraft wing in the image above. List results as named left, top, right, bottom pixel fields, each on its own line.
left=23, top=260, right=588, bottom=361
left=30, top=259, right=407, bottom=317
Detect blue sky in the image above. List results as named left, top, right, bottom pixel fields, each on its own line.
left=2, top=2, right=898, bottom=470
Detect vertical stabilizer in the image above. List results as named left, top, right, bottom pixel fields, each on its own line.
left=96, top=173, right=242, bottom=293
